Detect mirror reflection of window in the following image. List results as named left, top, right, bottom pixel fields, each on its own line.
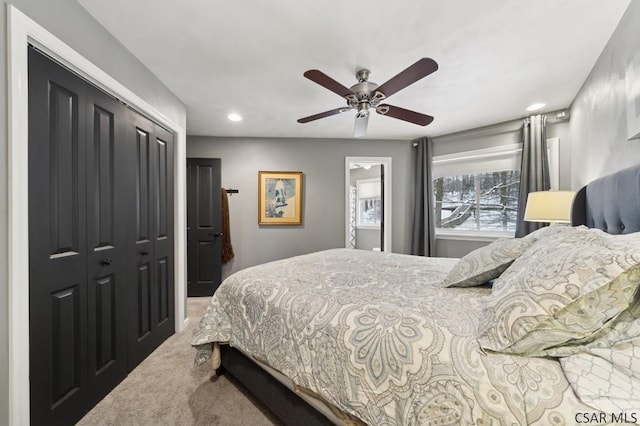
left=345, top=156, right=391, bottom=252
left=356, top=178, right=381, bottom=227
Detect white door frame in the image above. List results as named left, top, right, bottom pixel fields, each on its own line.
left=7, top=5, right=187, bottom=424
left=345, top=156, right=392, bottom=252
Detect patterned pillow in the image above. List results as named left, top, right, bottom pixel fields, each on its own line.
left=557, top=301, right=640, bottom=413
left=478, top=230, right=640, bottom=355
left=522, top=224, right=588, bottom=242
left=443, top=237, right=535, bottom=288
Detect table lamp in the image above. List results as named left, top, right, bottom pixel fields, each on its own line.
left=524, top=190, right=576, bottom=224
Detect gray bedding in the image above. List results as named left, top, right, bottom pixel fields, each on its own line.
left=192, top=248, right=598, bottom=425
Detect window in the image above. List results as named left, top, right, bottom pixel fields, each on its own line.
left=434, top=171, right=521, bottom=233
left=433, top=144, right=522, bottom=236
left=356, top=178, right=381, bottom=227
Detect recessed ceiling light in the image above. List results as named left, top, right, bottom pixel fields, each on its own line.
left=227, top=113, right=242, bottom=122
left=526, top=103, right=546, bottom=112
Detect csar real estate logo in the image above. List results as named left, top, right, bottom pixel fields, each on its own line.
left=575, top=412, right=639, bottom=424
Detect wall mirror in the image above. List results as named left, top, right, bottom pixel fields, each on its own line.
left=345, top=157, right=392, bottom=252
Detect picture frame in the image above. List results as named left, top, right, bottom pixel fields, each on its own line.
left=626, top=54, right=640, bottom=140
left=258, top=171, right=303, bottom=225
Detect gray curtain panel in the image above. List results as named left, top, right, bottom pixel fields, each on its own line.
left=411, top=137, right=436, bottom=256
left=515, top=115, right=550, bottom=237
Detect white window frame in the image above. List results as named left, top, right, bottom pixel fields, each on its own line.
left=433, top=139, right=560, bottom=240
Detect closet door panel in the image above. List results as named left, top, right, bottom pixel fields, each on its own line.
left=137, top=262, right=152, bottom=339
left=29, top=47, right=90, bottom=426
left=49, top=82, right=82, bottom=256
left=50, top=285, right=82, bottom=404
left=94, top=275, right=116, bottom=370
left=127, top=112, right=175, bottom=370
left=85, top=89, right=129, bottom=405
left=154, top=129, right=174, bottom=332
left=91, top=105, right=115, bottom=247
left=136, top=129, right=152, bottom=242
left=157, top=257, right=170, bottom=324
left=128, top=115, right=155, bottom=369
left=156, top=137, right=168, bottom=239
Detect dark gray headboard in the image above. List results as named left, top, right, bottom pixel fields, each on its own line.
left=571, top=164, right=640, bottom=234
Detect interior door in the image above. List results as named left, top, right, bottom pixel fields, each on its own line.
left=84, top=77, right=130, bottom=406
left=126, top=110, right=175, bottom=370
left=29, top=46, right=91, bottom=426
left=187, top=158, right=223, bottom=296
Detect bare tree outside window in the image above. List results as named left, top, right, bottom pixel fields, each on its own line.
left=434, top=170, right=520, bottom=233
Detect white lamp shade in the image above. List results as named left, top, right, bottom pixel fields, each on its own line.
left=524, top=190, right=576, bottom=223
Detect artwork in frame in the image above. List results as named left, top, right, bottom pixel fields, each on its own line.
left=258, top=171, right=303, bottom=225
left=626, top=53, right=640, bottom=140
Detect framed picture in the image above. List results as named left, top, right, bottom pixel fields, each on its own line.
left=258, top=171, right=303, bottom=225
left=626, top=54, right=640, bottom=140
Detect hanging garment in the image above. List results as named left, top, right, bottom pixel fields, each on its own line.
left=221, top=188, right=235, bottom=264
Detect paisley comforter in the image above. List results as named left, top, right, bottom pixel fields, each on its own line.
left=192, top=249, right=594, bottom=425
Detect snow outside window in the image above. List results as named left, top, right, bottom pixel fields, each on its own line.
left=433, top=145, right=522, bottom=236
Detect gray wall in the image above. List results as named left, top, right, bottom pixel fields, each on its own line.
left=569, top=0, right=640, bottom=187
left=187, top=137, right=413, bottom=277
left=0, top=1, right=186, bottom=423
left=188, top=118, right=575, bottom=268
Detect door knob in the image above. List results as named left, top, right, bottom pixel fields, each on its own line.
left=101, top=259, right=112, bottom=266
left=140, top=250, right=149, bottom=256
left=209, top=232, right=223, bottom=238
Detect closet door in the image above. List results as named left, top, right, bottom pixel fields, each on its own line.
left=84, top=88, right=130, bottom=404
left=28, top=47, right=90, bottom=426
left=29, top=47, right=176, bottom=423
left=127, top=111, right=175, bottom=370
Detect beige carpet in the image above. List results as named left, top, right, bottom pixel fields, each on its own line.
left=78, top=297, right=280, bottom=426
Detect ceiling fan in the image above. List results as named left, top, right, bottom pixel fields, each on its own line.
left=297, top=58, right=438, bottom=137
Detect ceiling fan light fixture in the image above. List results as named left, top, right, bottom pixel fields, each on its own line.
left=356, top=102, right=370, bottom=118
left=227, top=113, right=242, bottom=122
left=298, top=58, right=439, bottom=137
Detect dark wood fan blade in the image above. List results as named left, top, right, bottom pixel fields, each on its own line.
left=376, top=104, right=434, bottom=126
left=303, top=70, right=356, bottom=99
left=353, top=114, right=369, bottom=138
left=375, top=58, right=438, bottom=99
left=297, top=107, right=351, bottom=123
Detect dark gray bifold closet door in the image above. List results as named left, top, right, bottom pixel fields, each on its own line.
left=28, top=46, right=174, bottom=425
left=126, top=110, right=175, bottom=370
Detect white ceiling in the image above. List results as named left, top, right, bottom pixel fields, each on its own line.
left=77, top=0, right=630, bottom=140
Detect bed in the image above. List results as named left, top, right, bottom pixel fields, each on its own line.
left=192, top=164, right=640, bottom=425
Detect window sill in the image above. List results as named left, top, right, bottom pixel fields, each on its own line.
left=435, top=230, right=513, bottom=242
left=356, top=225, right=381, bottom=230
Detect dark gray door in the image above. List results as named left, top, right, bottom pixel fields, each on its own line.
left=29, top=46, right=129, bottom=425
left=28, top=46, right=174, bottom=424
left=187, top=158, right=222, bottom=296
left=84, top=76, right=131, bottom=406
left=126, top=111, right=175, bottom=370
